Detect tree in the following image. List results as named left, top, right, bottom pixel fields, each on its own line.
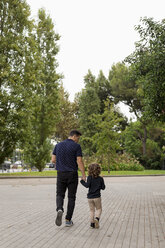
left=54, top=84, right=79, bottom=141
left=23, top=9, right=61, bottom=171
left=109, top=62, right=142, bottom=118
left=78, top=70, right=101, bottom=155
left=109, top=62, right=150, bottom=156
left=123, top=121, right=165, bottom=169
left=125, top=17, right=165, bottom=122
left=96, top=70, right=112, bottom=113
left=0, top=0, right=35, bottom=164
left=93, top=100, right=122, bottom=173
left=78, top=69, right=127, bottom=157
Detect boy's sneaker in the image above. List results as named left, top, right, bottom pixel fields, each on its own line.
left=65, top=219, right=73, bottom=227
left=90, top=222, right=95, bottom=228
left=55, top=210, right=63, bottom=226
left=94, top=218, right=99, bottom=228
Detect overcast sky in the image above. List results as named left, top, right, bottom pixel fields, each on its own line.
left=27, top=0, right=165, bottom=119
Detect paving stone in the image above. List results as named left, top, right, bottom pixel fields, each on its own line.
left=0, top=176, right=165, bottom=248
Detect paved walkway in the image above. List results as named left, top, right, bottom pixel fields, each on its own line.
left=0, top=176, right=165, bottom=248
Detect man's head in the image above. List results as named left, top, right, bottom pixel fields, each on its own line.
left=69, top=130, right=82, bottom=143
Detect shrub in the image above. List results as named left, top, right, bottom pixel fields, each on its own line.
left=111, top=153, right=144, bottom=171
left=83, top=153, right=144, bottom=171
left=112, top=162, right=144, bottom=171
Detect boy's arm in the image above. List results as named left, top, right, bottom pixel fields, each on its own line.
left=80, top=176, right=91, bottom=188
left=101, top=177, right=106, bottom=190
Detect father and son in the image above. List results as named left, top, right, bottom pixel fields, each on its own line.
left=52, top=130, right=105, bottom=229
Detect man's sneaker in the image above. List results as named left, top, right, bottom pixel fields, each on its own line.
left=65, top=219, right=73, bottom=227
left=55, top=210, right=63, bottom=226
left=94, top=218, right=99, bottom=228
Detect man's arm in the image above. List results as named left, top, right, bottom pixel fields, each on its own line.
left=77, top=156, right=86, bottom=181
left=52, top=154, right=56, bottom=164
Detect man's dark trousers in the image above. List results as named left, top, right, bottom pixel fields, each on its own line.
left=56, top=171, right=78, bottom=221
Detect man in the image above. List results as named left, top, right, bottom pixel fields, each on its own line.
left=52, top=130, right=86, bottom=227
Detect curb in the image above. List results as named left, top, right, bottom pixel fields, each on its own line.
left=0, top=174, right=165, bottom=179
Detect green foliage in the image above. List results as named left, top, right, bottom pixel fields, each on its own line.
left=24, top=139, right=52, bottom=171
left=96, top=70, right=112, bottom=113
left=54, top=84, right=79, bottom=141
left=123, top=121, right=144, bottom=157
left=110, top=163, right=144, bottom=171
left=109, top=62, right=142, bottom=118
left=82, top=152, right=144, bottom=171
left=78, top=70, right=125, bottom=157
left=111, top=153, right=144, bottom=171
left=1, top=7, right=164, bottom=171
left=109, top=55, right=165, bottom=169
left=0, top=0, right=35, bottom=164
left=78, top=70, right=101, bottom=155
left=22, top=9, right=61, bottom=171
left=92, top=100, right=122, bottom=172
left=125, top=17, right=165, bottom=122
left=123, top=121, right=165, bottom=169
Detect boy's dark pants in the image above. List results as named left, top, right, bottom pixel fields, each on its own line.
left=56, top=171, right=78, bottom=221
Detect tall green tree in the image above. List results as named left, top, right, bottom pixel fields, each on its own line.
left=78, top=70, right=100, bottom=155
left=78, top=69, right=127, bottom=156
left=109, top=62, right=142, bottom=118
left=54, top=84, right=79, bottom=141
left=96, top=70, right=112, bottom=113
left=109, top=62, right=150, bottom=156
left=24, top=9, right=61, bottom=171
left=0, top=0, right=35, bottom=164
left=93, top=100, right=122, bottom=173
left=125, top=17, right=165, bottom=122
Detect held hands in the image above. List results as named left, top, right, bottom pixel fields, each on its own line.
left=81, top=175, right=86, bottom=181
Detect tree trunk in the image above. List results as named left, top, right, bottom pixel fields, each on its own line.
left=108, top=155, right=110, bottom=174
left=142, top=126, right=147, bottom=156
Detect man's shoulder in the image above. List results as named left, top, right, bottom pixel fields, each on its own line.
left=67, top=139, right=81, bottom=148
left=56, top=139, right=80, bottom=147
left=55, top=140, right=67, bottom=147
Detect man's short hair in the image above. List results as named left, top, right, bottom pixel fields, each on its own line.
left=69, top=130, right=82, bottom=137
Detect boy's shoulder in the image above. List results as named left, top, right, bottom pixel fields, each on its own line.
left=98, top=176, right=104, bottom=181
left=90, top=175, right=103, bottom=180
left=97, top=175, right=103, bottom=179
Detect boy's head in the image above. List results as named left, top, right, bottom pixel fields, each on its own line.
left=88, top=163, right=101, bottom=178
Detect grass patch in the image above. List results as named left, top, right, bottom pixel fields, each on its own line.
left=102, top=170, right=165, bottom=176
left=0, top=170, right=165, bottom=177
left=0, top=171, right=57, bottom=177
